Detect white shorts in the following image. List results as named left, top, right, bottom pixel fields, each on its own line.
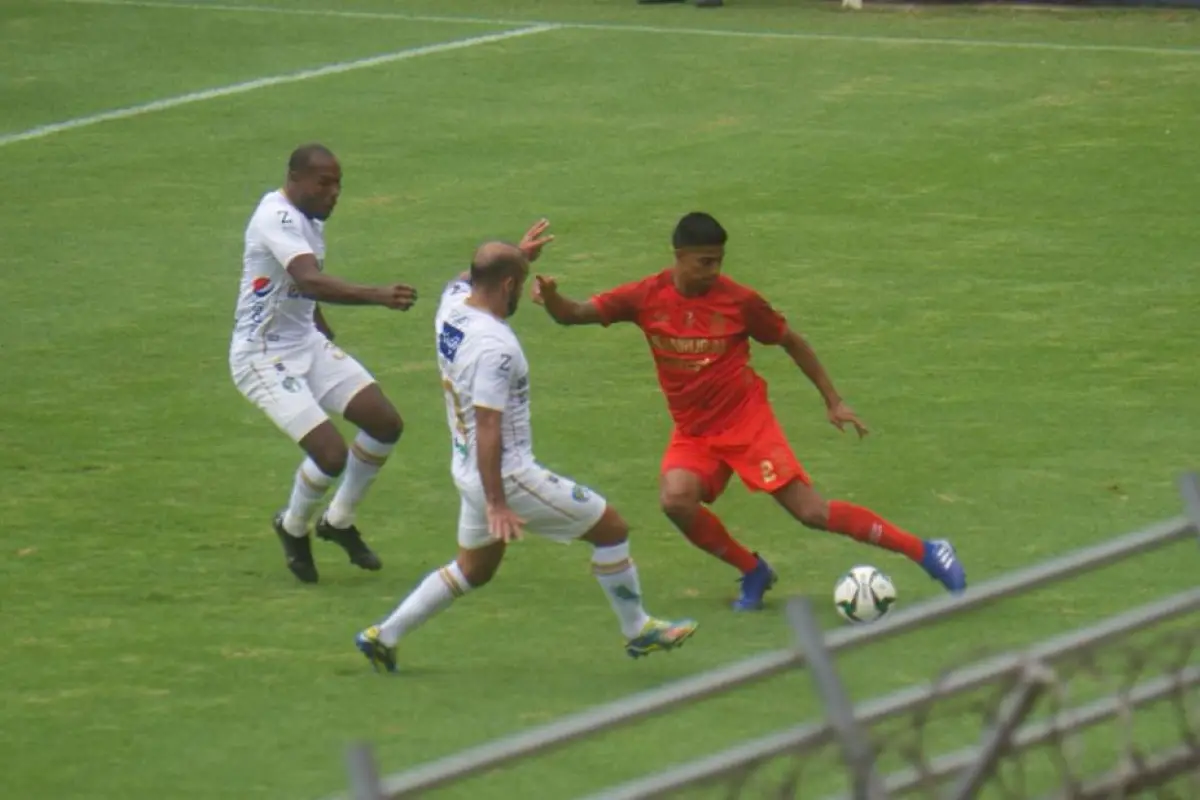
left=456, top=465, right=608, bottom=550
left=230, top=335, right=375, bottom=442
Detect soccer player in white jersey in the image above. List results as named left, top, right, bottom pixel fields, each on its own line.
left=354, top=229, right=699, bottom=671
left=230, top=144, right=418, bottom=583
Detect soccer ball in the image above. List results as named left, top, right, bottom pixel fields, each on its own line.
left=833, top=566, right=896, bottom=623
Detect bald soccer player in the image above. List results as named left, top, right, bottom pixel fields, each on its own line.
left=354, top=225, right=698, bottom=672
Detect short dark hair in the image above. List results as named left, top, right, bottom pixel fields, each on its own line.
left=470, top=242, right=526, bottom=287
left=672, top=212, right=727, bottom=249
left=287, top=143, right=336, bottom=174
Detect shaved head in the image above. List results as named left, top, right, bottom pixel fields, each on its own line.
left=470, top=241, right=527, bottom=285
left=469, top=241, right=529, bottom=318
left=288, top=143, right=336, bottom=175
left=283, top=143, right=341, bottom=220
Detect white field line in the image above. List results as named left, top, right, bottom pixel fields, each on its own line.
left=0, top=25, right=557, bottom=148
left=57, top=0, right=1200, bottom=57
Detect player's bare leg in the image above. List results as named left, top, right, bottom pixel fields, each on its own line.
left=358, top=541, right=503, bottom=673
left=273, top=421, right=348, bottom=583
left=316, top=384, right=401, bottom=571
left=580, top=506, right=698, bottom=659
left=771, top=479, right=967, bottom=593
left=659, top=469, right=776, bottom=611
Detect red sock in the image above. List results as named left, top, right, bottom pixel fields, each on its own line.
left=683, top=507, right=759, bottom=574
left=826, top=501, right=926, bottom=563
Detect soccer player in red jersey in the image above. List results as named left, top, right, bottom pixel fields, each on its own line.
left=533, top=212, right=966, bottom=610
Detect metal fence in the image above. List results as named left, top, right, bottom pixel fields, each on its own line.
left=331, top=472, right=1200, bottom=800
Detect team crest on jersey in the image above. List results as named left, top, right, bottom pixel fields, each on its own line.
left=252, top=277, right=273, bottom=298
left=571, top=484, right=591, bottom=502
left=281, top=376, right=301, bottom=393
left=438, top=322, right=465, bottom=362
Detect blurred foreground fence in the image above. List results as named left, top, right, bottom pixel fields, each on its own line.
left=330, top=472, right=1200, bottom=800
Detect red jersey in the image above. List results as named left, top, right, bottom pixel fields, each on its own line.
left=591, top=270, right=788, bottom=436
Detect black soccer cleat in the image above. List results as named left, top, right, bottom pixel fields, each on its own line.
left=273, top=511, right=318, bottom=584
left=316, top=515, right=383, bottom=571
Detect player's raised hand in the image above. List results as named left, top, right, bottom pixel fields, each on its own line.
left=531, top=274, right=558, bottom=306
left=519, top=218, right=554, bottom=263
left=827, top=401, right=869, bottom=439
left=377, top=283, right=418, bottom=311
left=486, top=503, right=525, bottom=543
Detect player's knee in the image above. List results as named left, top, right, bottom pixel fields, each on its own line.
left=301, top=425, right=349, bottom=477
left=366, top=408, right=403, bottom=444
left=583, top=507, right=629, bottom=547
left=459, top=559, right=498, bottom=588
left=313, top=445, right=348, bottom=478
left=659, top=486, right=701, bottom=522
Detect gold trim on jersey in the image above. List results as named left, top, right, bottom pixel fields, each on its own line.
left=511, top=477, right=582, bottom=520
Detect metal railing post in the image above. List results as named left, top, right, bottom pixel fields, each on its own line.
left=786, top=596, right=888, bottom=800
left=944, top=660, right=1053, bottom=800
left=345, top=743, right=385, bottom=800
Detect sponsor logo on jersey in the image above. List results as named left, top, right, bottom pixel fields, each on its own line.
left=438, top=323, right=466, bottom=362
left=252, top=277, right=273, bottom=298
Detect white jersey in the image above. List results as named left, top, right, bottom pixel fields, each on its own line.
left=435, top=279, right=535, bottom=486
left=231, top=190, right=326, bottom=355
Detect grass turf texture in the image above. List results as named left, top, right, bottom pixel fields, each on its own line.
left=2, top=1, right=1198, bottom=798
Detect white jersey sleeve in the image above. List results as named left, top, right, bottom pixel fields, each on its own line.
left=230, top=190, right=325, bottom=355
left=257, top=205, right=315, bottom=269
left=471, top=341, right=515, bottom=412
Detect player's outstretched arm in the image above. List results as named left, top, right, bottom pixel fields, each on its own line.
left=779, top=328, right=869, bottom=438
left=474, top=407, right=524, bottom=542
left=744, top=292, right=868, bottom=437
left=286, top=254, right=417, bottom=310
left=779, top=328, right=841, bottom=407
left=531, top=276, right=604, bottom=326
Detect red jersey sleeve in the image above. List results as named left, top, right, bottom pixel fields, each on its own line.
left=743, top=291, right=788, bottom=344
left=590, top=278, right=649, bottom=327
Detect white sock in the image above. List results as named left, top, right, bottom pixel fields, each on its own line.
left=325, top=432, right=394, bottom=529
left=592, top=542, right=651, bottom=639
left=378, top=561, right=471, bottom=647
left=282, top=458, right=335, bottom=537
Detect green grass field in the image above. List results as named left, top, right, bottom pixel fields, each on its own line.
left=2, top=1, right=1199, bottom=798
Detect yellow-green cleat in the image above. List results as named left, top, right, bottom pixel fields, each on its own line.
left=625, top=618, right=699, bottom=659
left=355, top=626, right=397, bottom=673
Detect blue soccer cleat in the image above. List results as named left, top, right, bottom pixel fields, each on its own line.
left=732, top=555, right=777, bottom=611
left=626, top=618, right=699, bottom=659
left=355, top=626, right=397, bottom=674
left=921, top=539, right=967, bottom=594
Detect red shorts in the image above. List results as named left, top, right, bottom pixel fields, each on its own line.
left=661, top=405, right=811, bottom=503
